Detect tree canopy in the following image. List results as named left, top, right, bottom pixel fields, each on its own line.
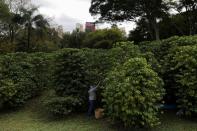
left=90, top=0, right=171, bottom=40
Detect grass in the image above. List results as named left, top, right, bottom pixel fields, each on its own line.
left=0, top=93, right=114, bottom=131
left=0, top=111, right=113, bottom=131
left=152, top=112, right=197, bottom=131
left=0, top=94, right=197, bottom=131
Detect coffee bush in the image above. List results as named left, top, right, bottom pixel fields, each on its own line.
left=84, top=41, right=141, bottom=84
left=163, top=45, right=197, bottom=115
left=45, top=49, right=91, bottom=115
left=53, top=49, right=90, bottom=98
left=103, top=58, right=165, bottom=127
left=0, top=52, right=51, bottom=108
left=44, top=96, right=83, bottom=116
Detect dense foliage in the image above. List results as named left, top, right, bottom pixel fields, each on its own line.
left=60, top=28, right=126, bottom=49
left=139, top=35, right=197, bottom=62
left=1, top=0, right=197, bottom=128
left=0, top=35, right=197, bottom=128
left=1, top=0, right=197, bottom=52
left=53, top=49, right=90, bottom=97
left=90, top=0, right=171, bottom=40
left=163, top=45, right=197, bottom=115
left=44, top=96, right=83, bottom=116
left=139, top=35, right=197, bottom=116
left=60, top=31, right=87, bottom=49
left=0, top=53, right=51, bottom=108
left=103, top=58, right=165, bottom=127
left=82, top=28, right=126, bottom=49
left=45, top=42, right=141, bottom=116
left=0, top=0, right=61, bottom=53
left=45, top=49, right=91, bottom=115
left=84, top=42, right=141, bottom=84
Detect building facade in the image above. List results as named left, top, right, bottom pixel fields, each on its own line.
left=85, top=22, right=96, bottom=32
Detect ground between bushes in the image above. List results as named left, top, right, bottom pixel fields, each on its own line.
left=0, top=92, right=196, bottom=131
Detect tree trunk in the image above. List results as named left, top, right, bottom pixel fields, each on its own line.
left=185, top=8, right=194, bottom=35
left=188, top=17, right=193, bottom=35
left=9, top=25, right=12, bottom=42
left=8, top=24, right=14, bottom=43
left=10, top=26, right=15, bottom=43
left=27, top=23, right=31, bottom=51
left=152, top=17, right=160, bottom=41
left=146, top=22, right=154, bottom=40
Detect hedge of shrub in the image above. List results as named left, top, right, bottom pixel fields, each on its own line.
left=84, top=42, right=141, bottom=84
left=0, top=53, right=51, bottom=108
left=42, top=41, right=167, bottom=127
left=28, top=53, right=54, bottom=89
left=1, top=35, right=197, bottom=127
left=139, top=35, right=197, bottom=62
left=44, top=96, right=83, bottom=116
left=83, top=42, right=142, bottom=107
left=163, top=45, right=197, bottom=115
left=103, top=58, right=165, bottom=127
left=45, top=42, right=142, bottom=116
left=53, top=49, right=90, bottom=97
left=142, top=52, right=161, bottom=74
left=45, top=49, right=91, bottom=115
left=139, top=35, right=197, bottom=116
left=139, top=40, right=162, bottom=59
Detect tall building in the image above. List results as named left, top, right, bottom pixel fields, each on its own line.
left=76, top=23, right=84, bottom=32
left=85, top=22, right=96, bottom=32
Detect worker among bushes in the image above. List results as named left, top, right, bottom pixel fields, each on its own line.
left=88, top=82, right=100, bottom=116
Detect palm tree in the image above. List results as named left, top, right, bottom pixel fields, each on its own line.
left=20, top=7, right=49, bottom=51
left=0, top=0, right=11, bottom=39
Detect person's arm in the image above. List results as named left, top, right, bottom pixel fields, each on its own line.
left=88, top=86, right=97, bottom=93
left=96, top=81, right=101, bottom=88
left=88, top=81, right=101, bottom=93
left=93, top=86, right=97, bottom=91
left=92, top=86, right=98, bottom=91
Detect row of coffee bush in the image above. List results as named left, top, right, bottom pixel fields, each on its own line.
left=139, top=35, right=197, bottom=116
left=44, top=42, right=165, bottom=128
left=0, top=35, right=197, bottom=128
left=45, top=42, right=142, bottom=115
left=47, top=36, right=197, bottom=127
left=0, top=53, right=53, bottom=108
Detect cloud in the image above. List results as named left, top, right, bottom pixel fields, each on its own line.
left=32, top=0, right=53, bottom=8
left=32, top=0, right=135, bottom=33
left=32, top=0, right=93, bottom=31
left=56, top=14, right=80, bottom=31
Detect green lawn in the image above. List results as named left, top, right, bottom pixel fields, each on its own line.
left=0, top=96, right=197, bottom=131
left=0, top=111, right=113, bottom=131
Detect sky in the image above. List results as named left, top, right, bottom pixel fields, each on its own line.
left=32, top=0, right=135, bottom=33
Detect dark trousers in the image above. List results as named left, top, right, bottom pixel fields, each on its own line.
left=88, top=100, right=96, bottom=116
